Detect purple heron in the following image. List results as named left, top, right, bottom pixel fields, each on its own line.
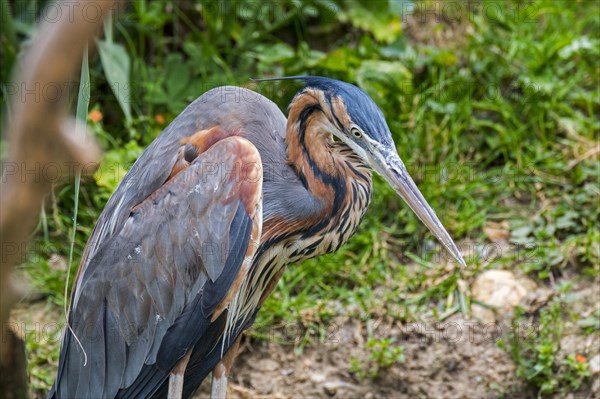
left=49, top=77, right=465, bottom=398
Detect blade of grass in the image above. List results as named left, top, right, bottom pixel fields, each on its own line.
left=64, top=45, right=90, bottom=366
left=40, top=202, right=49, bottom=246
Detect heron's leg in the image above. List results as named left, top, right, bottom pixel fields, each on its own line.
left=168, top=350, right=192, bottom=399
left=210, top=337, right=241, bottom=399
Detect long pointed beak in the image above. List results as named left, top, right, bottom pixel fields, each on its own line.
left=373, top=153, right=467, bottom=267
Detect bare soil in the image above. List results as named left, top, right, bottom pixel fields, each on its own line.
left=188, top=280, right=600, bottom=399
left=10, top=274, right=600, bottom=399
left=192, top=315, right=524, bottom=399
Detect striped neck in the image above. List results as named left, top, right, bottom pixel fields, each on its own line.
left=283, top=88, right=373, bottom=226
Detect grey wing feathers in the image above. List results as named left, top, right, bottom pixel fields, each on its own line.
left=73, top=87, right=285, bottom=297
left=52, top=137, right=263, bottom=399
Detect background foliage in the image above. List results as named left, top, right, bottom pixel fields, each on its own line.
left=1, top=0, right=598, bottom=397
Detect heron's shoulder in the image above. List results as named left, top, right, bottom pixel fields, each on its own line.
left=191, top=86, right=283, bottom=116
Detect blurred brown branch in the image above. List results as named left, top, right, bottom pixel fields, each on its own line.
left=0, top=1, right=124, bottom=396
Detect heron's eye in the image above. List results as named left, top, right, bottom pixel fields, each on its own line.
left=350, top=127, right=362, bottom=138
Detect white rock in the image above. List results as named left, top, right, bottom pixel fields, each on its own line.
left=589, top=354, right=600, bottom=375
left=471, top=270, right=537, bottom=322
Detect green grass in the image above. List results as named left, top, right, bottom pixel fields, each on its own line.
left=2, top=0, right=598, bottom=397
left=499, top=283, right=592, bottom=396
left=350, top=320, right=406, bottom=381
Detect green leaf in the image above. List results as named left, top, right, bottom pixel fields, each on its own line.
left=165, top=53, right=191, bottom=101
left=356, top=59, right=412, bottom=102
left=357, top=59, right=411, bottom=85
left=555, top=211, right=578, bottom=230
left=255, top=43, right=295, bottom=64
left=94, top=152, right=128, bottom=193
left=339, top=0, right=402, bottom=43
left=95, top=141, right=143, bottom=193
left=316, top=48, right=361, bottom=74
left=97, top=40, right=132, bottom=123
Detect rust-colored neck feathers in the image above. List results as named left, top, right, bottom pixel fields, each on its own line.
left=285, top=88, right=372, bottom=217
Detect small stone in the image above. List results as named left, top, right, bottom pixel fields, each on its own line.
left=48, top=254, right=67, bottom=271
left=592, top=375, right=600, bottom=393
left=253, top=358, right=279, bottom=372
left=323, top=382, right=337, bottom=396
left=589, top=354, right=600, bottom=375
left=520, top=288, right=554, bottom=313
left=471, top=270, right=536, bottom=322
left=322, top=380, right=357, bottom=394
left=483, top=221, right=510, bottom=241
left=310, top=373, right=326, bottom=383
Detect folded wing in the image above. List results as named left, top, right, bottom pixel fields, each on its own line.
left=51, top=136, right=262, bottom=399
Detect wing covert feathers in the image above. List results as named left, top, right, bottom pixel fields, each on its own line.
left=51, top=135, right=263, bottom=399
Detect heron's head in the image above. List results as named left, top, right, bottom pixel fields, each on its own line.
left=256, top=75, right=466, bottom=267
